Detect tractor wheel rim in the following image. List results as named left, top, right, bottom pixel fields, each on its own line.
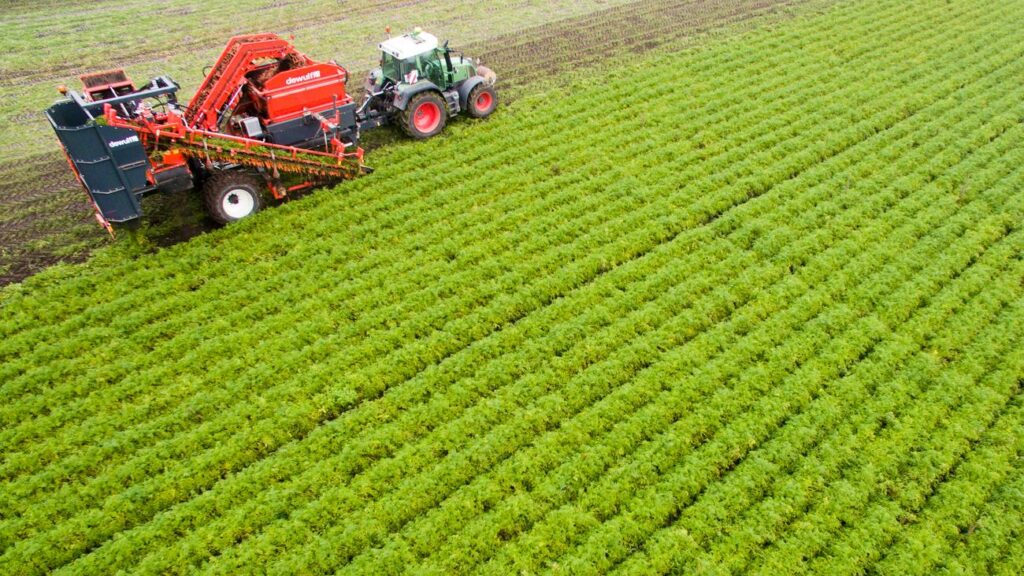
left=475, top=91, right=493, bottom=113
left=222, top=188, right=256, bottom=219
left=413, top=102, right=441, bottom=133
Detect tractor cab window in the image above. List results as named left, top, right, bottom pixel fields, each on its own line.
left=383, top=53, right=427, bottom=83
left=381, top=53, right=401, bottom=83
left=421, top=52, right=445, bottom=85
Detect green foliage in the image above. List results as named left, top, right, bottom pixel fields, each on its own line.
left=2, top=0, right=1024, bottom=574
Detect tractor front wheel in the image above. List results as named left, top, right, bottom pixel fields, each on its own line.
left=401, top=92, right=448, bottom=139
left=202, top=171, right=265, bottom=225
left=467, top=84, right=498, bottom=119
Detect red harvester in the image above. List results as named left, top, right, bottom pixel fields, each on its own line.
left=45, top=29, right=498, bottom=231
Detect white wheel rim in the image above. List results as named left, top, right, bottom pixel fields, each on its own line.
left=222, top=188, right=256, bottom=220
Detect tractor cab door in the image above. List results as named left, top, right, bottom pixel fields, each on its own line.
left=402, top=48, right=455, bottom=89
left=421, top=52, right=448, bottom=88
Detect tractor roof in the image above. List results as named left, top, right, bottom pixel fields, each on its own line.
left=379, top=30, right=438, bottom=60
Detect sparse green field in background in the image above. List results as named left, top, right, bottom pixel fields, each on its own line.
left=2, top=0, right=1024, bottom=574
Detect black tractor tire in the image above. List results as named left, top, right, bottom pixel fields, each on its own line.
left=400, top=91, right=448, bottom=139
left=202, top=171, right=266, bottom=225
left=466, top=83, right=498, bottom=119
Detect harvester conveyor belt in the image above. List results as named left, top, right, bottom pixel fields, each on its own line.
left=161, top=128, right=366, bottom=181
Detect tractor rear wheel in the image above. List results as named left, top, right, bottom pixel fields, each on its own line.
left=467, top=84, right=498, bottom=119
left=202, top=171, right=265, bottom=225
left=401, top=91, right=448, bottom=139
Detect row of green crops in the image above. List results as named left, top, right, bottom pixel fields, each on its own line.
left=2, top=0, right=1024, bottom=574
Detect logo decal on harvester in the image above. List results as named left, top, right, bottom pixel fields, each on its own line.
left=285, top=70, right=322, bottom=85
left=108, top=135, right=140, bottom=148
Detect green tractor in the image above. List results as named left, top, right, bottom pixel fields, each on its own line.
left=358, top=28, right=499, bottom=139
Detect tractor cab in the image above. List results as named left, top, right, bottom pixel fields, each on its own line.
left=379, top=30, right=443, bottom=86
left=362, top=27, right=498, bottom=139
left=376, top=29, right=478, bottom=90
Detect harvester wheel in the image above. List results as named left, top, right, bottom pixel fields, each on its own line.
left=467, top=84, right=498, bottom=119
left=202, top=171, right=265, bottom=225
left=401, top=91, right=447, bottom=139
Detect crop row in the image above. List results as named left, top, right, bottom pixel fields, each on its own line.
left=0, top=0, right=828, bottom=291
left=933, top=465, right=1024, bottom=575
left=0, top=0, right=827, bottom=309
left=2, top=25, right=864, bottom=510
left=0, top=16, right=872, bottom=438
left=553, top=234, right=1024, bottom=575
left=0, top=7, right=929, bottom=448
left=0, top=17, right=950, bottom=541
left=869, top=383, right=1024, bottom=575
left=0, top=0, right=819, bottom=341
left=6, top=33, right=929, bottom=569
left=4, top=0, right=1024, bottom=573
left=386, top=217, right=1024, bottom=576
left=611, top=230, right=1024, bottom=575
left=333, top=35, right=1024, bottom=569
left=0, top=2, right=1007, bottom=565
left=796, top=312, right=1022, bottom=575
left=0, top=0, right=933, bottom=545
left=458, top=106, right=1024, bottom=573
left=0, top=0, right=974, bottom=498
left=0, top=0, right=907, bottom=411
left=608, top=122, right=1024, bottom=576
left=189, top=20, right=1024, bottom=576
left=0, top=0, right=922, bottom=370
left=472, top=141, right=1024, bottom=576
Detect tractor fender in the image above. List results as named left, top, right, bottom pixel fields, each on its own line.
left=392, top=80, right=443, bottom=111
left=456, top=76, right=488, bottom=110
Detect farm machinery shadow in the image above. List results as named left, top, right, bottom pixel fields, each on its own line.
left=130, top=126, right=406, bottom=251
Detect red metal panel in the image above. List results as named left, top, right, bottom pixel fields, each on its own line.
left=257, top=63, right=351, bottom=123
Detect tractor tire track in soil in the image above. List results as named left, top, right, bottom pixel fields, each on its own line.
left=0, top=0, right=823, bottom=286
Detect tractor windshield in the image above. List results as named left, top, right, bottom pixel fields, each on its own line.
left=382, top=52, right=435, bottom=84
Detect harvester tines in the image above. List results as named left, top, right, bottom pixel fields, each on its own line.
left=166, top=133, right=362, bottom=183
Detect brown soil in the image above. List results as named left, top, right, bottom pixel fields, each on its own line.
left=466, top=0, right=811, bottom=93
left=0, top=0, right=826, bottom=286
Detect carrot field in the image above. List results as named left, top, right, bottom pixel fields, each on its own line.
left=2, top=0, right=1024, bottom=574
